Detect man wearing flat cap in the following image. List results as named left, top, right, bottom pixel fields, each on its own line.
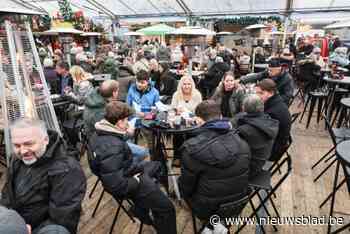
left=240, top=57, right=294, bottom=105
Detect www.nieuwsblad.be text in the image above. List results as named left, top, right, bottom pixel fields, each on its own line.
left=209, top=214, right=344, bottom=226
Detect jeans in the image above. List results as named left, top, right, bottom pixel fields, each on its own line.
left=255, top=161, right=273, bottom=234
left=33, top=224, right=70, bottom=234
left=131, top=176, right=177, bottom=234
left=127, top=141, right=149, bottom=163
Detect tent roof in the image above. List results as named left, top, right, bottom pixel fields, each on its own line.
left=6, top=0, right=350, bottom=22
left=137, top=23, right=175, bottom=35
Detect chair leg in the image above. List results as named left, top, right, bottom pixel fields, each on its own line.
left=327, top=161, right=340, bottom=234
left=192, top=213, right=198, bottom=234
left=249, top=198, right=266, bottom=234
left=336, top=107, right=346, bottom=128
left=89, top=178, right=100, bottom=198
left=256, top=192, right=278, bottom=232
left=320, top=178, right=346, bottom=208
left=117, top=199, right=135, bottom=222
left=312, top=148, right=335, bottom=170
left=313, top=158, right=337, bottom=182
left=109, top=202, right=123, bottom=234
left=300, top=94, right=311, bottom=123
left=331, top=222, right=350, bottom=234
left=317, top=97, right=324, bottom=124
left=325, top=153, right=336, bottom=163
left=92, top=190, right=105, bottom=217
left=138, top=222, right=144, bottom=234
left=331, top=105, right=342, bottom=127
left=306, top=96, right=317, bottom=129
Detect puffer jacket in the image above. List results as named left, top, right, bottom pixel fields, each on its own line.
left=0, top=131, right=86, bottom=234
left=178, top=119, right=251, bottom=219
left=90, top=119, right=158, bottom=199
left=236, top=113, right=279, bottom=178
left=83, top=88, right=106, bottom=136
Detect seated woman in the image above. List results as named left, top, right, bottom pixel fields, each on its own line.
left=155, top=62, right=178, bottom=104
left=66, top=65, right=93, bottom=106
left=171, top=75, right=202, bottom=113
left=171, top=75, right=202, bottom=166
left=211, top=71, right=245, bottom=118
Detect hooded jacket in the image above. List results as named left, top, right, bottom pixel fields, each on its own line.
left=90, top=119, right=159, bottom=199
left=264, top=94, right=292, bottom=161
left=0, top=131, right=86, bottom=234
left=83, top=87, right=106, bottom=136
left=240, top=70, right=294, bottom=105
left=178, top=119, right=251, bottom=219
left=236, top=113, right=279, bottom=178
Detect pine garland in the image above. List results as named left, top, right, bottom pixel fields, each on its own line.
left=58, top=0, right=73, bottom=21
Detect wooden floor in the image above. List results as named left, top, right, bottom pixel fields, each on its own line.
left=1, top=102, right=350, bottom=234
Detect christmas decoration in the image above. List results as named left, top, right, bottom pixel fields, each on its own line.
left=58, top=0, right=73, bottom=21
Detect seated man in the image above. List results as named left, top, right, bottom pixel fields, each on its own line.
left=235, top=94, right=279, bottom=178
left=240, top=58, right=294, bottom=105
left=255, top=79, right=292, bottom=162
left=178, top=100, right=251, bottom=220
left=126, top=69, right=160, bottom=117
left=0, top=118, right=86, bottom=234
left=89, top=101, right=177, bottom=234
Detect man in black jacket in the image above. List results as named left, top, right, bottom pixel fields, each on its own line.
left=0, top=118, right=86, bottom=234
left=240, top=58, right=294, bottom=105
left=235, top=94, right=279, bottom=178
left=255, top=79, right=292, bottom=162
left=89, top=101, right=176, bottom=234
left=178, top=100, right=251, bottom=220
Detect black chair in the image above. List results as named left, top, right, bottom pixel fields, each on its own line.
left=86, top=143, right=146, bottom=234
left=236, top=154, right=293, bottom=233
left=300, top=90, right=328, bottom=129
left=335, top=97, right=350, bottom=128
left=312, top=113, right=350, bottom=182
left=191, top=191, right=251, bottom=234
left=327, top=140, right=350, bottom=234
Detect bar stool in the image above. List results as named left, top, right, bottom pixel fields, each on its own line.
left=336, top=97, right=350, bottom=128
left=327, top=140, right=350, bottom=234
left=300, top=90, right=328, bottom=128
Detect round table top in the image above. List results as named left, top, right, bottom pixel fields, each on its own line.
left=341, top=97, right=350, bottom=107
left=323, top=76, right=350, bottom=85
left=141, top=119, right=198, bottom=134
left=336, top=140, right=350, bottom=165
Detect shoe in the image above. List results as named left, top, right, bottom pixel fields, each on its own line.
left=128, top=205, right=153, bottom=225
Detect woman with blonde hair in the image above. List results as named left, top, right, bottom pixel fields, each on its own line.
left=66, top=65, right=93, bottom=105
left=171, top=75, right=202, bottom=166
left=171, top=75, right=202, bottom=113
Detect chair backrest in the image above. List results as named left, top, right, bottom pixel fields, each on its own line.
left=85, top=141, right=99, bottom=176
left=322, top=113, right=337, bottom=146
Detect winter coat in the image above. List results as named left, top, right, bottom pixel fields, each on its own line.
left=44, top=67, right=60, bottom=94
left=211, top=83, right=246, bottom=118
left=101, top=57, right=119, bottom=80
left=0, top=131, right=86, bottom=234
left=126, top=83, right=160, bottom=111
left=155, top=70, right=178, bottom=98
left=297, top=57, right=321, bottom=92
left=83, top=88, right=106, bottom=136
left=178, top=119, right=251, bottom=219
left=202, top=62, right=231, bottom=90
left=236, top=112, right=279, bottom=178
left=264, top=94, right=292, bottom=161
left=240, top=70, right=293, bottom=105
left=90, top=119, right=160, bottom=199
left=66, top=80, right=93, bottom=106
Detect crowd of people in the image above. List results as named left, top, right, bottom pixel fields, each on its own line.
left=1, top=32, right=349, bottom=234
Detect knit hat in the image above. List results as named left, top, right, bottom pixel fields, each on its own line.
left=0, top=206, right=28, bottom=234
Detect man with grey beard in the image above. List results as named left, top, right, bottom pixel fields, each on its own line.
left=0, top=118, right=86, bottom=234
